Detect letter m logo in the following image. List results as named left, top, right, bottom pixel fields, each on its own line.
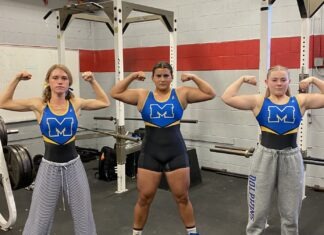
left=47, top=118, right=74, bottom=137
left=150, top=104, right=174, bottom=119
left=268, top=106, right=295, bottom=123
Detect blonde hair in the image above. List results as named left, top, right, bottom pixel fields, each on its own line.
left=42, top=64, right=74, bottom=103
left=265, top=65, right=291, bottom=97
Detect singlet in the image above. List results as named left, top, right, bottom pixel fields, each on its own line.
left=140, top=89, right=184, bottom=128
left=256, top=96, right=303, bottom=149
left=39, top=101, right=78, bottom=162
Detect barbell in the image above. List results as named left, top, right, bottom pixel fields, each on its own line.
left=78, top=126, right=140, bottom=142
left=210, top=144, right=255, bottom=158
left=94, top=116, right=199, bottom=124
left=210, top=144, right=324, bottom=165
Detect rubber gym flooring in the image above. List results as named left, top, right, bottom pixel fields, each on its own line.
left=1, top=159, right=324, bottom=235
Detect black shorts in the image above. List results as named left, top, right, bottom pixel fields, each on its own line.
left=138, top=125, right=189, bottom=172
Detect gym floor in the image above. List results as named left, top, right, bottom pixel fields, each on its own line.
left=1, top=159, right=324, bottom=235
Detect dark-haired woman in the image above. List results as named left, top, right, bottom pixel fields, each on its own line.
left=110, top=61, right=215, bottom=235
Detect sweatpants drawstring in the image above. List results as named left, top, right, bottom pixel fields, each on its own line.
left=60, top=165, right=69, bottom=211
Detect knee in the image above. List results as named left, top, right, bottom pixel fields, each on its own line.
left=137, top=192, right=155, bottom=207
left=174, top=192, right=190, bottom=205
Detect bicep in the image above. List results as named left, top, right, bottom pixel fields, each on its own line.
left=79, top=98, right=108, bottom=110
left=301, top=94, right=324, bottom=110
left=111, top=89, right=142, bottom=106
left=0, top=98, right=40, bottom=112
left=222, top=95, right=258, bottom=110
left=184, top=87, right=213, bottom=103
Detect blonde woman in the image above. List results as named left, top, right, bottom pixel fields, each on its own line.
left=221, top=65, right=324, bottom=235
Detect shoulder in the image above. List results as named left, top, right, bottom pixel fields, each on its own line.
left=174, top=86, right=187, bottom=97
left=253, top=94, right=266, bottom=115
left=255, top=94, right=265, bottom=105
left=138, top=89, right=150, bottom=99
left=294, top=94, right=306, bottom=106
left=136, top=89, right=150, bottom=110
left=67, top=97, right=82, bottom=112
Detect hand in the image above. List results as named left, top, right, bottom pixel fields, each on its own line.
left=299, top=76, right=314, bottom=92
left=82, top=71, right=95, bottom=83
left=181, top=73, right=196, bottom=82
left=132, top=71, right=146, bottom=81
left=241, top=76, right=257, bottom=86
left=16, top=71, right=32, bottom=81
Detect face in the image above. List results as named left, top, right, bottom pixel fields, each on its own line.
left=152, top=68, right=173, bottom=91
left=265, top=70, right=290, bottom=96
left=48, top=68, right=70, bottom=95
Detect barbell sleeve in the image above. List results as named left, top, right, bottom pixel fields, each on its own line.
left=303, top=159, right=324, bottom=166
left=210, top=147, right=253, bottom=158
left=7, top=129, right=19, bottom=135
left=303, top=157, right=324, bottom=162
left=213, top=144, right=253, bottom=152
left=93, top=116, right=115, bottom=121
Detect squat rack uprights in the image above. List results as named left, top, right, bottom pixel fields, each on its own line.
left=44, top=0, right=177, bottom=193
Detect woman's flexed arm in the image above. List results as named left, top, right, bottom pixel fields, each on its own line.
left=110, top=71, right=146, bottom=105
left=298, top=76, right=324, bottom=111
left=221, top=75, right=259, bottom=111
left=0, top=71, right=41, bottom=112
left=78, top=71, right=110, bottom=110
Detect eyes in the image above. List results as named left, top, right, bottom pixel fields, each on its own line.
left=51, top=75, right=68, bottom=81
left=154, top=74, right=171, bottom=79
left=269, top=77, right=288, bottom=83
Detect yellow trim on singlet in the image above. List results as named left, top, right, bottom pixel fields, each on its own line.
left=260, top=126, right=298, bottom=135
left=47, top=101, right=69, bottom=116
left=174, top=89, right=185, bottom=110
left=144, top=120, right=181, bottom=128
left=153, top=89, right=172, bottom=102
left=42, top=135, right=76, bottom=145
left=139, top=91, right=150, bottom=112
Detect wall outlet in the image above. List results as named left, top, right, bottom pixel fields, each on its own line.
left=314, top=57, right=324, bottom=67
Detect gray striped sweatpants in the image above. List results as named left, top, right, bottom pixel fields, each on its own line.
left=246, top=145, right=304, bottom=235
left=23, top=156, right=97, bottom=235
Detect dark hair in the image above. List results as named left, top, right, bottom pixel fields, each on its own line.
left=42, top=64, right=74, bottom=103
left=152, top=61, right=173, bottom=78
left=265, top=65, right=291, bottom=97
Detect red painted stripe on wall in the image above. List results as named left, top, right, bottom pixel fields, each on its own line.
left=80, top=35, right=324, bottom=72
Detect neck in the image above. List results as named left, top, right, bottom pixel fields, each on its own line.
left=268, top=95, right=289, bottom=104
left=155, top=88, right=171, bottom=95
left=50, top=94, right=67, bottom=105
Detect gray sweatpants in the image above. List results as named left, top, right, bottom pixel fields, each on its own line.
left=23, top=157, right=97, bottom=235
left=246, top=145, right=304, bottom=235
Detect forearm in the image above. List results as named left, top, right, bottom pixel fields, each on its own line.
left=311, top=77, right=324, bottom=93
left=0, top=76, right=20, bottom=107
left=110, top=73, right=135, bottom=97
left=221, top=76, right=245, bottom=101
left=191, top=75, right=216, bottom=97
left=89, top=79, right=110, bottom=105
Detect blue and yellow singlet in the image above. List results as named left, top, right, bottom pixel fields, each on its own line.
left=256, top=96, right=303, bottom=149
left=39, top=101, right=78, bottom=162
left=140, top=89, right=184, bottom=128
